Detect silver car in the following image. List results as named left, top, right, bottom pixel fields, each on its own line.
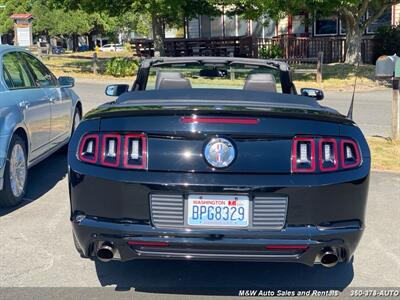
left=0, top=45, right=82, bottom=207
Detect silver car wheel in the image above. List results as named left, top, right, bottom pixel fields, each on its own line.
left=9, top=144, right=26, bottom=198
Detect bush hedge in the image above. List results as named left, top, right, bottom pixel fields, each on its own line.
left=105, top=57, right=138, bottom=77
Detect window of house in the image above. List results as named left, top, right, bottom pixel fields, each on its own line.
left=292, top=15, right=306, bottom=34
left=366, top=8, right=391, bottom=34
left=210, top=16, right=223, bottom=37
left=314, top=16, right=338, bottom=35
left=224, top=15, right=236, bottom=37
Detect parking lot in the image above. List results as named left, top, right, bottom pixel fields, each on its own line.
left=0, top=79, right=399, bottom=295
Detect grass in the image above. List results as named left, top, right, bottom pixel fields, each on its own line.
left=367, top=137, right=400, bottom=172
left=293, top=63, right=385, bottom=91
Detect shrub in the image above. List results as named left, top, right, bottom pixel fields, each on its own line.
left=374, top=25, right=400, bottom=62
left=258, top=44, right=284, bottom=59
left=104, top=57, right=138, bottom=77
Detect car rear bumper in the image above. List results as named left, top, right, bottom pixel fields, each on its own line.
left=69, top=168, right=369, bottom=265
left=72, top=215, right=363, bottom=266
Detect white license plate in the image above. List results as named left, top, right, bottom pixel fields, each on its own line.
left=187, top=195, right=249, bottom=227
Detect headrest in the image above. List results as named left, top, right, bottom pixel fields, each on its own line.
left=243, top=73, right=277, bottom=92
left=155, top=72, right=184, bottom=89
left=158, top=78, right=192, bottom=90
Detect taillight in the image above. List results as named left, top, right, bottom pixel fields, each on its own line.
left=123, top=133, right=147, bottom=169
left=78, top=134, right=99, bottom=163
left=292, top=136, right=361, bottom=173
left=341, top=139, right=361, bottom=169
left=77, top=133, right=147, bottom=170
left=101, top=134, right=121, bottom=167
left=318, top=138, right=338, bottom=172
left=291, top=137, right=316, bottom=173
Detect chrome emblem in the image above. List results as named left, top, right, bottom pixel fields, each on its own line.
left=204, top=138, right=235, bottom=168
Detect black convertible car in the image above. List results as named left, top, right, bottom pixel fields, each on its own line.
left=69, top=57, right=370, bottom=268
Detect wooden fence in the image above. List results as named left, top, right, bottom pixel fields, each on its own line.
left=257, top=36, right=376, bottom=64
left=133, top=36, right=255, bottom=58
left=39, top=53, right=107, bottom=74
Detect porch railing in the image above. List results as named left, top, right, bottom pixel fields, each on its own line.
left=257, top=36, right=376, bottom=64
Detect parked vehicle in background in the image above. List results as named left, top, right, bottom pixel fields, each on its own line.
left=51, top=46, right=65, bottom=55
left=99, top=44, right=124, bottom=52
left=0, top=45, right=82, bottom=207
left=69, top=57, right=370, bottom=268
left=78, top=45, right=90, bottom=52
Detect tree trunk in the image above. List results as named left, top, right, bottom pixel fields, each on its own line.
left=152, top=15, right=165, bottom=57
left=345, top=26, right=363, bottom=65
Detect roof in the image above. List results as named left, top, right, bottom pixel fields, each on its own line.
left=140, top=56, right=290, bottom=72
left=10, top=13, right=33, bottom=20
left=0, top=45, right=24, bottom=54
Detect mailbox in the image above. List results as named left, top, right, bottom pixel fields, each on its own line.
left=395, top=57, right=400, bottom=79
left=375, top=54, right=398, bottom=78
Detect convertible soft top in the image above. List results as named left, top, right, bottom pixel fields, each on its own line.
left=116, top=89, right=332, bottom=112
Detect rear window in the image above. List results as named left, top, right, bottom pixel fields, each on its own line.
left=146, top=63, right=282, bottom=93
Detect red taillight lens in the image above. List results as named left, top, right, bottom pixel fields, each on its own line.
left=291, top=137, right=316, bottom=173
left=77, top=133, right=147, bottom=170
left=123, top=133, right=147, bottom=169
left=292, top=136, right=361, bottom=173
left=318, top=138, right=338, bottom=172
left=265, top=244, right=309, bottom=251
left=78, top=134, right=99, bottom=163
left=100, top=134, right=121, bottom=167
left=181, top=117, right=259, bottom=125
left=340, top=139, right=361, bottom=169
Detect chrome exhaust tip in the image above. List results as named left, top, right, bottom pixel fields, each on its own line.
left=320, top=248, right=339, bottom=268
left=96, top=242, right=115, bottom=262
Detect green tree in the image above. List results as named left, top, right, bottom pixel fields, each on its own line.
left=0, top=0, right=32, bottom=35
left=221, top=0, right=399, bottom=65
left=58, top=0, right=220, bottom=55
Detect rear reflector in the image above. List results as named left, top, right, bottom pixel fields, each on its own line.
left=265, top=245, right=309, bottom=251
left=127, top=241, right=169, bottom=247
left=181, top=117, right=259, bottom=125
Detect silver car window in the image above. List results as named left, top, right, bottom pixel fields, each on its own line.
left=21, top=52, right=57, bottom=88
left=2, top=52, right=34, bottom=89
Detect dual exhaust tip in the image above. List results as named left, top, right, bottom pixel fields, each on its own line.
left=96, top=241, right=339, bottom=267
left=96, top=242, right=115, bottom=262
left=319, top=248, right=339, bottom=268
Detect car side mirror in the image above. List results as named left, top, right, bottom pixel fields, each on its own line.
left=58, top=76, right=75, bottom=88
left=105, top=84, right=130, bottom=97
left=300, top=88, right=324, bottom=101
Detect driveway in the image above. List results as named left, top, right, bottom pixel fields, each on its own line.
left=73, top=79, right=393, bottom=137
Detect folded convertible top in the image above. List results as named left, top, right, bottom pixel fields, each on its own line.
left=116, top=89, right=323, bottom=111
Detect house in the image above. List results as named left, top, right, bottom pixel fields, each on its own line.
left=187, top=4, right=400, bottom=39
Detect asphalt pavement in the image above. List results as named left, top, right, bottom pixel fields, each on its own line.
left=0, top=79, right=398, bottom=298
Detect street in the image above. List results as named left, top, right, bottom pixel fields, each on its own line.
left=0, top=78, right=399, bottom=296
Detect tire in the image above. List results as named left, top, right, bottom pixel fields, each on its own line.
left=0, top=135, right=28, bottom=208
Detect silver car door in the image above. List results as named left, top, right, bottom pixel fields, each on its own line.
left=21, top=53, right=72, bottom=147
left=2, top=52, right=51, bottom=160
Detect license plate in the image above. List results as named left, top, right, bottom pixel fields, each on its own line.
left=187, top=195, right=249, bottom=227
